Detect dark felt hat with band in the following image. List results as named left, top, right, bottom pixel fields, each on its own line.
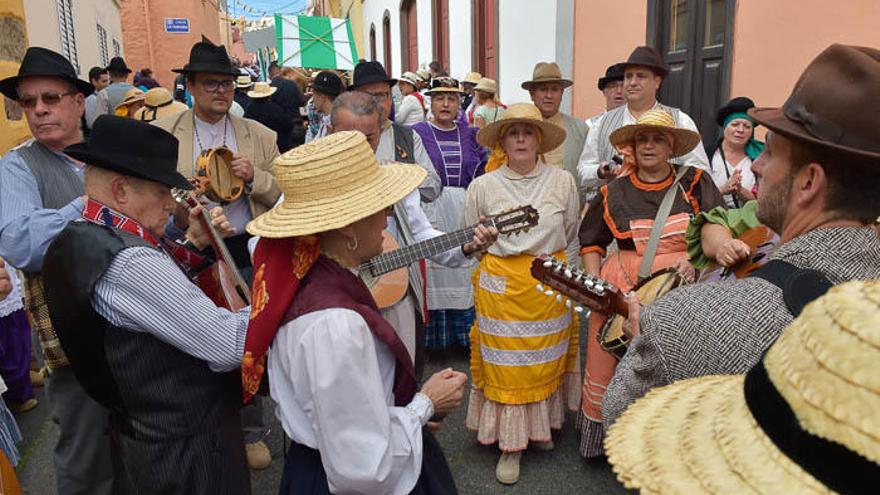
left=172, top=41, right=238, bottom=76
left=64, top=115, right=192, bottom=190
left=0, top=47, right=94, bottom=100
left=749, top=44, right=880, bottom=159
left=597, top=63, right=625, bottom=90
left=348, top=60, right=396, bottom=90
left=106, top=56, right=132, bottom=74
left=310, top=71, right=344, bottom=96
left=619, top=46, right=668, bottom=77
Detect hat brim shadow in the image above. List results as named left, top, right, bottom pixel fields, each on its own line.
left=0, top=75, right=94, bottom=100
left=64, top=144, right=194, bottom=190
left=521, top=79, right=574, bottom=90
left=609, top=124, right=702, bottom=159
left=749, top=107, right=880, bottom=159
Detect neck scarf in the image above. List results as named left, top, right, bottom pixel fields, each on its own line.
left=616, top=130, right=675, bottom=178
left=82, top=198, right=159, bottom=246
left=242, top=236, right=320, bottom=402
left=723, top=112, right=765, bottom=160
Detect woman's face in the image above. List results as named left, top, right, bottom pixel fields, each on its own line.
left=431, top=93, right=460, bottom=126
left=398, top=80, right=416, bottom=96
left=634, top=130, right=673, bottom=170
left=501, top=123, right=540, bottom=164
left=475, top=90, right=491, bottom=104
left=723, top=118, right=753, bottom=149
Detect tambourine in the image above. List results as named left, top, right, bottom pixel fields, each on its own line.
left=194, top=147, right=244, bottom=203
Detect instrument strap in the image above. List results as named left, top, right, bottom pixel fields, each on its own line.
left=749, top=260, right=832, bottom=317
left=637, top=166, right=690, bottom=282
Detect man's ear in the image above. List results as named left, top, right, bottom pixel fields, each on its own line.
left=794, top=162, right=828, bottom=209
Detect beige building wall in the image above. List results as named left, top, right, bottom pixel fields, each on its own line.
left=729, top=0, right=880, bottom=108
left=0, top=0, right=30, bottom=153
left=340, top=0, right=365, bottom=61
left=571, top=0, right=647, bottom=120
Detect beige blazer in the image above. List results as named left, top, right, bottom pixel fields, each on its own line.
left=153, top=109, right=281, bottom=218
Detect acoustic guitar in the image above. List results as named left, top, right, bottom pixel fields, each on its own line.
left=360, top=205, right=540, bottom=308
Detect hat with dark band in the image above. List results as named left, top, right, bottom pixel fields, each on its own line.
left=598, top=63, right=625, bottom=90
left=310, top=71, right=344, bottom=96
left=425, top=77, right=464, bottom=96
left=619, top=46, right=668, bottom=77
left=347, top=60, right=396, bottom=90
left=172, top=41, right=238, bottom=77
left=106, top=56, right=132, bottom=74
left=0, top=47, right=94, bottom=100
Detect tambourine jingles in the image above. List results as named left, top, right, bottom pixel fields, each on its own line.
left=598, top=268, right=686, bottom=360
left=194, top=147, right=244, bottom=203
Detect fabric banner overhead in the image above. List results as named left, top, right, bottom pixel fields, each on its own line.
left=275, top=15, right=359, bottom=70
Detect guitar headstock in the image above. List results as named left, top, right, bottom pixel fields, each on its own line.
left=489, top=205, right=540, bottom=236
left=529, top=255, right=624, bottom=316
left=171, top=188, right=199, bottom=209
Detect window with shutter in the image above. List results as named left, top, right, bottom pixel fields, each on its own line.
left=55, top=0, right=79, bottom=74
left=97, top=24, right=109, bottom=66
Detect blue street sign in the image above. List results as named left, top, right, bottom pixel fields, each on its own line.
left=164, top=18, right=190, bottom=33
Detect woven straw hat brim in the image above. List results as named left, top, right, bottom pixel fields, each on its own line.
left=477, top=116, right=567, bottom=154
left=609, top=123, right=702, bottom=159
left=248, top=87, right=277, bottom=99
left=247, top=162, right=426, bottom=238
left=425, top=87, right=465, bottom=96
left=133, top=101, right=188, bottom=122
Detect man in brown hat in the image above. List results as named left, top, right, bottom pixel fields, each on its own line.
left=522, top=62, right=589, bottom=207
left=153, top=40, right=280, bottom=470
left=577, top=46, right=709, bottom=203
left=603, top=44, right=880, bottom=434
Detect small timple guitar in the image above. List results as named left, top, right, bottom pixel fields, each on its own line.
left=360, top=205, right=540, bottom=308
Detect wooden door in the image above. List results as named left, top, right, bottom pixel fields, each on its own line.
left=382, top=14, right=392, bottom=76
left=370, top=24, right=377, bottom=61
left=472, top=0, right=496, bottom=79
left=652, top=0, right=735, bottom=143
left=401, top=0, right=418, bottom=72
left=433, top=0, right=449, bottom=72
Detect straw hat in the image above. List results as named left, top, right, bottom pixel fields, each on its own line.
left=399, top=71, right=422, bottom=88
left=235, top=75, right=254, bottom=89
left=476, top=102, right=566, bottom=153
left=521, top=62, right=573, bottom=90
left=461, top=71, right=482, bottom=85
left=425, top=77, right=464, bottom=96
left=246, top=131, right=427, bottom=238
left=113, top=88, right=145, bottom=115
left=606, top=279, right=880, bottom=495
left=474, top=77, right=497, bottom=94
left=248, top=81, right=277, bottom=99
left=609, top=108, right=702, bottom=158
left=133, top=87, right=188, bottom=122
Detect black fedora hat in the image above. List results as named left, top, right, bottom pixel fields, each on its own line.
left=750, top=44, right=880, bottom=159
left=311, top=71, right=344, bottom=96
left=106, top=56, right=131, bottom=74
left=597, top=63, right=625, bottom=90
left=172, top=41, right=238, bottom=76
left=347, top=61, right=396, bottom=90
left=64, top=115, right=192, bottom=190
left=0, top=47, right=93, bottom=100
left=716, top=97, right=756, bottom=127
left=620, top=46, right=668, bottom=77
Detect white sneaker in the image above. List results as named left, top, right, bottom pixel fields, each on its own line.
left=495, top=451, right=522, bottom=485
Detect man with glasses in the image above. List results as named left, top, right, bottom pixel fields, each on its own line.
left=0, top=46, right=117, bottom=495
left=587, top=63, right=626, bottom=128
left=153, top=41, right=280, bottom=471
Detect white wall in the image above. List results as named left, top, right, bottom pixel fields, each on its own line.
left=361, top=0, right=402, bottom=76
left=497, top=0, right=558, bottom=106
left=447, top=0, right=472, bottom=79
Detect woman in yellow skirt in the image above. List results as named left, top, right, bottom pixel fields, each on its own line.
left=463, top=103, right=581, bottom=485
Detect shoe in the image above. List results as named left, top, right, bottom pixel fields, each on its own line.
left=8, top=398, right=37, bottom=414
left=530, top=439, right=554, bottom=451
left=495, top=451, right=522, bottom=485
left=30, top=369, right=44, bottom=388
left=246, top=440, right=271, bottom=470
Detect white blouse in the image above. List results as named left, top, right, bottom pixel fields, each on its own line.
left=268, top=308, right=434, bottom=495
left=709, top=149, right=755, bottom=208
left=395, top=94, right=425, bottom=127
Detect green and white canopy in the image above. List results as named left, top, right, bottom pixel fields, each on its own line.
left=275, top=15, right=359, bottom=70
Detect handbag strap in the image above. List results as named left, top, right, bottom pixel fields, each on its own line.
left=638, top=166, right=690, bottom=281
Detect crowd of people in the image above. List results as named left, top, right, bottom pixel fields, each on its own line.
left=0, top=36, right=878, bottom=495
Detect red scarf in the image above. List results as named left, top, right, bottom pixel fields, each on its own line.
left=242, top=236, right=320, bottom=402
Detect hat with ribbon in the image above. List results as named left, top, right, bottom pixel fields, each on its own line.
left=113, top=88, right=146, bottom=116
left=247, top=81, right=277, bottom=99
left=749, top=44, right=880, bottom=159
left=347, top=60, right=396, bottom=90
left=0, top=46, right=94, bottom=100
left=106, top=56, right=132, bottom=74
left=133, top=87, right=189, bottom=122
left=598, top=63, right=625, bottom=90
left=620, top=46, right=668, bottom=77
left=235, top=75, right=254, bottom=89
left=461, top=71, right=482, bottom=85
left=398, top=71, right=422, bottom=89
left=172, top=41, right=238, bottom=76
left=606, top=279, right=880, bottom=495
left=521, top=62, right=573, bottom=90
left=64, top=115, right=192, bottom=190
left=477, top=102, right=566, bottom=154
left=310, top=70, right=344, bottom=96
left=474, top=77, right=498, bottom=94
left=609, top=108, right=702, bottom=159
left=425, top=77, right=464, bottom=96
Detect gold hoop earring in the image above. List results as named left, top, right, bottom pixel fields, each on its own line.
left=346, top=235, right=358, bottom=251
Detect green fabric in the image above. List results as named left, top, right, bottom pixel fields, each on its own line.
left=723, top=112, right=765, bottom=160
left=274, top=14, right=284, bottom=68
left=346, top=18, right=359, bottom=65
left=686, top=200, right=761, bottom=269
left=298, top=16, right=336, bottom=68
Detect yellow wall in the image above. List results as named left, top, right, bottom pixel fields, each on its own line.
left=0, top=0, right=31, bottom=153
left=571, top=0, right=647, bottom=120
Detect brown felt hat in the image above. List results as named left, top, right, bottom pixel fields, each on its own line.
left=521, top=62, right=573, bottom=90
left=749, top=44, right=880, bottom=159
left=620, top=46, right=668, bottom=77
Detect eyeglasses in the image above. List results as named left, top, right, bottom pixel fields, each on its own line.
left=18, top=91, right=77, bottom=109
left=199, top=79, right=235, bottom=93
left=364, top=90, right=391, bottom=101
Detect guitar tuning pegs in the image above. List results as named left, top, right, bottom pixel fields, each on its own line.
left=584, top=278, right=594, bottom=288
left=565, top=300, right=572, bottom=309
left=574, top=306, right=584, bottom=313
left=542, top=260, right=553, bottom=268
left=555, top=294, right=563, bottom=303
left=535, top=284, right=544, bottom=292
left=544, top=289, right=554, bottom=296
left=564, top=269, right=573, bottom=278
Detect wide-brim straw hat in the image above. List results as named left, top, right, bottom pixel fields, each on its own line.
left=247, top=131, right=427, bottom=238
left=609, top=108, right=702, bottom=158
left=114, top=88, right=145, bottom=114
left=399, top=71, right=422, bottom=88
left=521, top=62, right=573, bottom=90
left=425, top=77, right=464, bottom=96
left=248, top=81, right=277, bottom=99
left=606, top=279, right=880, bottom=495
left=476, top=102, right=566, bottom=153
left=461, top=71, right=482, bottom=85
left=236, top=75, right=254, bottom=89
left=474, top=77, right=497, bottom=94
left=133, top=87, right=188, bottom=122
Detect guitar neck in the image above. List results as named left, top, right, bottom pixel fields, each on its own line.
left=191, top=201, right=252, bottom=303
left=366, top=226, right=476, bottom=276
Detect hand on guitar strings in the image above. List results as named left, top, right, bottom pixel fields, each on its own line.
left=462, top=216, right=500, bottom=256
left=184, top=206, right=236, bottom=250
left=0, top=259, right=11, bottom=301
left=715, top=238, right=752, bottom=268
left=230, top=153, right=255, bottom=183
left=672, top=257, right=696, bottom=284
left=621, top=291, right=641, bottom=339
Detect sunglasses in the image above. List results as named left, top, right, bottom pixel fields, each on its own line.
left=18, top=90, right=77, bottom=109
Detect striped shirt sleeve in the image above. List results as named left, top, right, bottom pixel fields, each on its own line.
left=92, top=246, right=248, bottom=372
